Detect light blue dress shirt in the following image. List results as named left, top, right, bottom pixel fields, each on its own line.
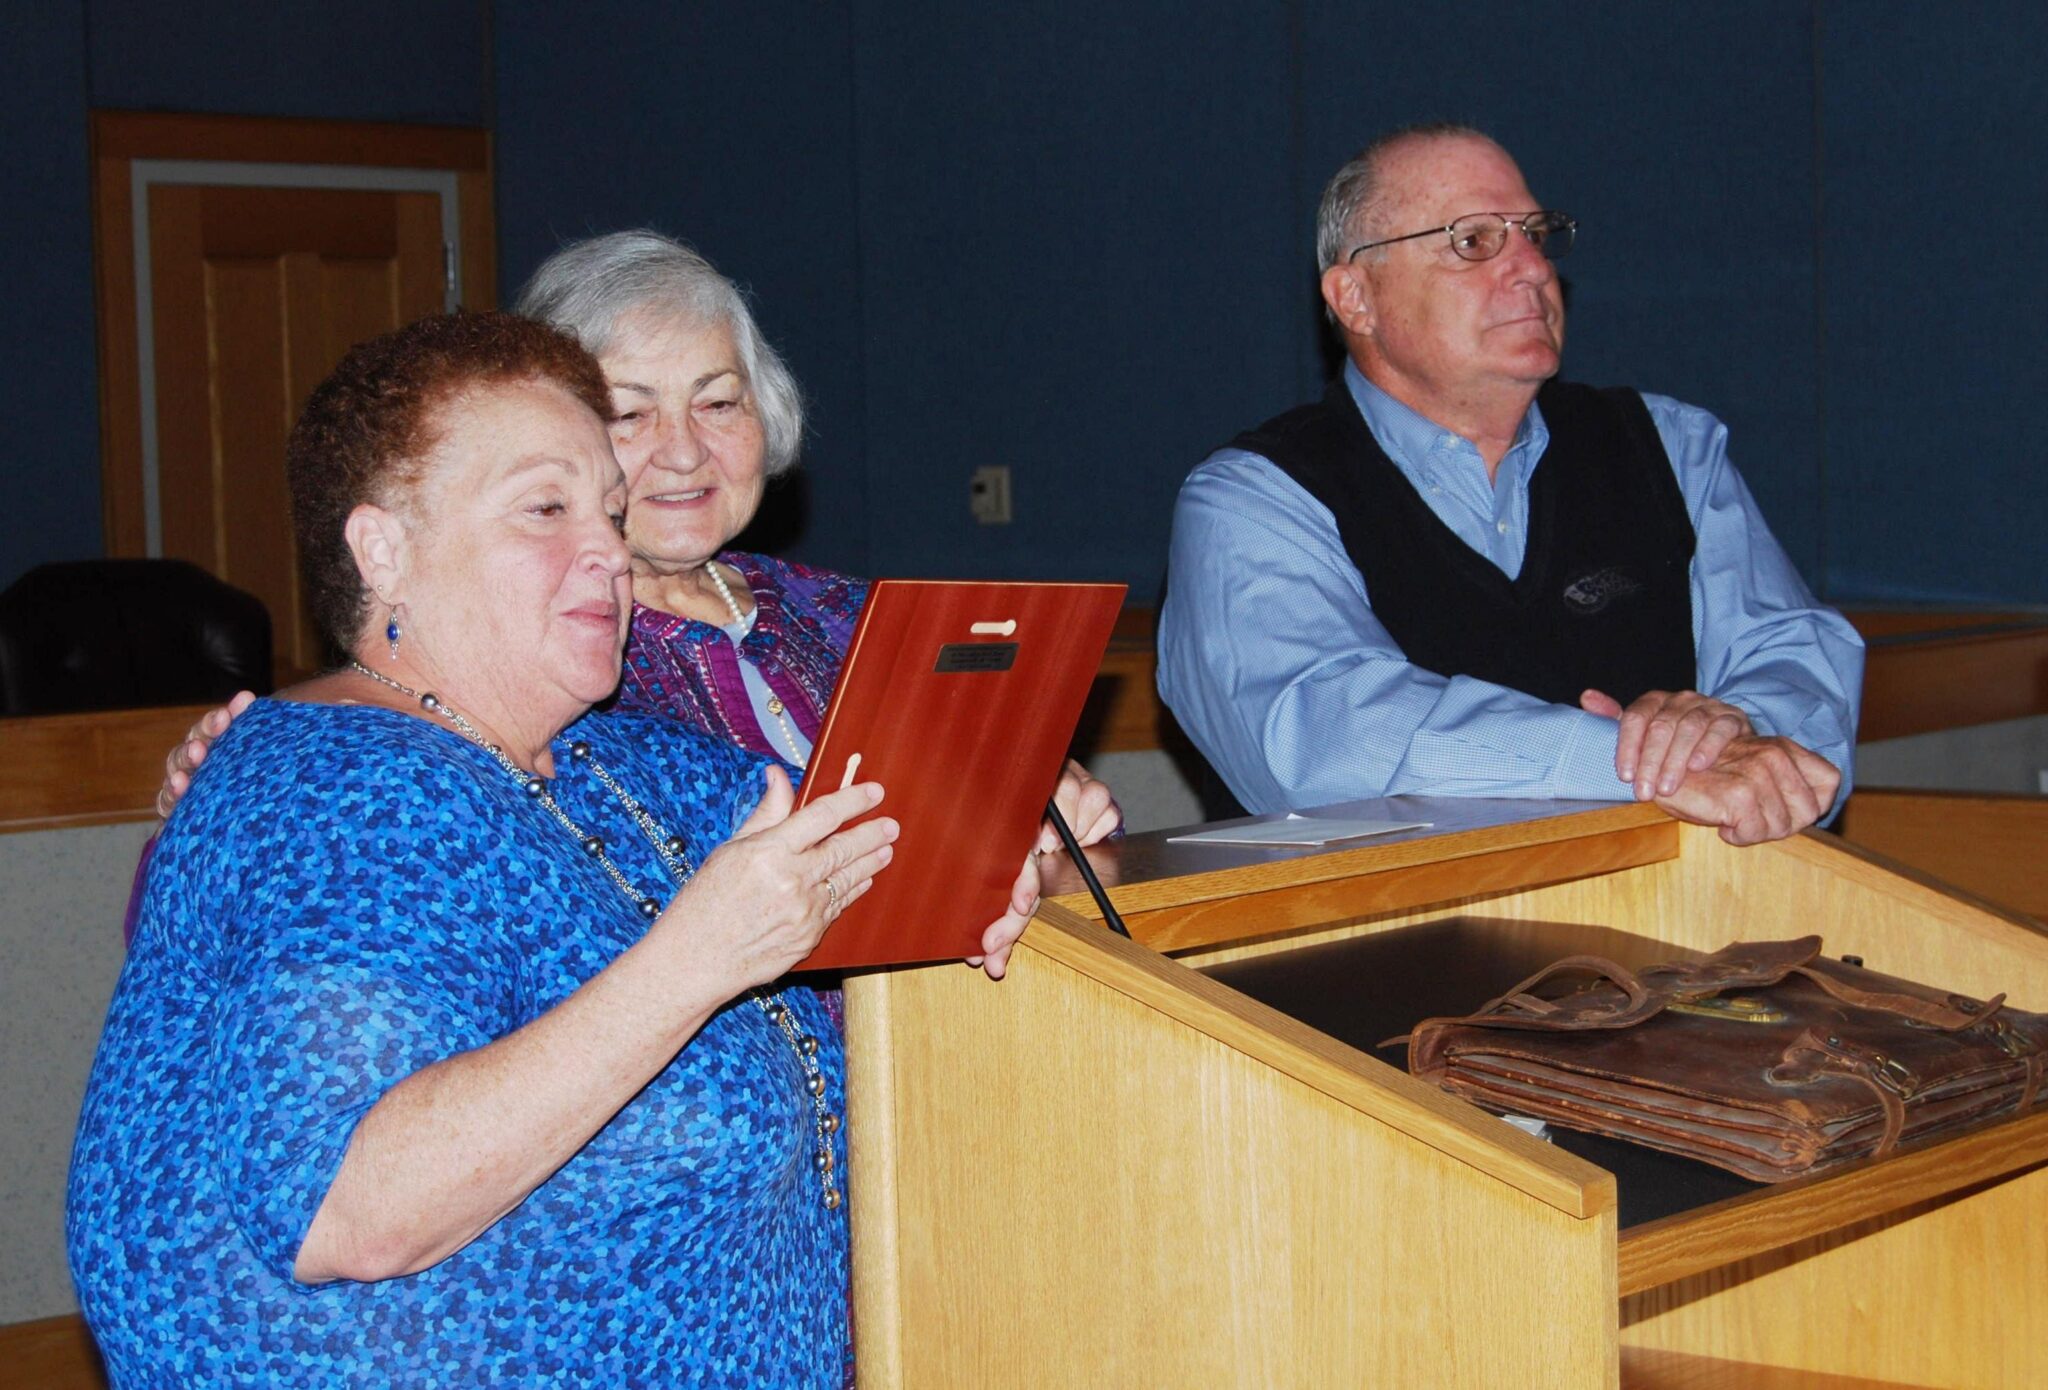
left=1157, top=363, right=1865, bottom=816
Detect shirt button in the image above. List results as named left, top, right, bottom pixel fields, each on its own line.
left=1496, top=521, right=1509, bottom=534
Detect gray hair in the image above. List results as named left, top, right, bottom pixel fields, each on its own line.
left=513, top=230, right=806, bottom=476
left=1314, top=122, right=1492, bottom=271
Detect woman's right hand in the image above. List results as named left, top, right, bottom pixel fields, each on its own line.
left=659, top=766, right=897, bottom=995
left=156, top=690, right=256, bottom=818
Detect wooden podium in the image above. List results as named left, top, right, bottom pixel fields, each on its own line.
left=839, top=799, right=2048, bottom=1388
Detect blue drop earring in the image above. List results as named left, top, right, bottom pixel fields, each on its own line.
left=386, top=611, right=402, bottom=661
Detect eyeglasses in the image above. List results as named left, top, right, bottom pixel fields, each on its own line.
left=1347, top=211, right=1577, bottom=264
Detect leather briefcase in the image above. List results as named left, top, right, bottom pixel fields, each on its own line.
left=1402, top=937, right=2048, bottom=1182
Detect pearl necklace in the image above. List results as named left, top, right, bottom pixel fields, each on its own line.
left=348, top=660, right=842, bottom=1209
left=701, top=561, right=809, bottom=768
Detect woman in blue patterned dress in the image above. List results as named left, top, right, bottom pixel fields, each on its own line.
left=69, top=312, right=1021, bottom=1384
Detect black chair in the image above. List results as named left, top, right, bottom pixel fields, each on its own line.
left=0, top=559, right=273, bottom=715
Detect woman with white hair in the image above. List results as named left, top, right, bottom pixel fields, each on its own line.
left=514, top=233, right=1118, bottom=859
left=513, top=232, right=864, bottom=778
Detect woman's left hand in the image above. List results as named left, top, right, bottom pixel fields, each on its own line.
left=966, top=853, right=1041, bottom=981
left=1037, top=758, right=1120, bottom=853
left=968, top=761, right=1118, bottom=980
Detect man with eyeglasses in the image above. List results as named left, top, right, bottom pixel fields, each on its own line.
left=1157, top=125, right=1862, bottom=846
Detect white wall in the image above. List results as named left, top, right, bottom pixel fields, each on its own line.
left=1855, top=714, right=2048, bottom=795
left=0, top=819, right=152, bottom=1323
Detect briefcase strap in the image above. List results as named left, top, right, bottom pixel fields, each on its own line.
left=1789, top=961, right=2006, bottom=1032
left=1407, top=945, right=2011, bottom=1042
left=1767, top=1027, right=1914, bottom=1156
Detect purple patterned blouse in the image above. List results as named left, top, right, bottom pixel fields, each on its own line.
left=615, top=552, right=869, bottom=754
left=613, top=552, right=867, bottom=1038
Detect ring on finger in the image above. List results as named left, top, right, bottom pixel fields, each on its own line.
left=824, top=876, right=839, bottom=910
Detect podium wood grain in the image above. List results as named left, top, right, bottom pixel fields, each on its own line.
left=846, top=912, right=1617, bottom=1387
left=850, top=802, right=2048, bottom=1387
left=1837, top=790, right=2048, bottom=923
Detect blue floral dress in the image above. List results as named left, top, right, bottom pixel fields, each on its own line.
left=68, top=701, right=850, bottom=1386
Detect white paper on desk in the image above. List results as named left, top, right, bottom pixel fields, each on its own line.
left=1166, top=813, right=1431, bottom=847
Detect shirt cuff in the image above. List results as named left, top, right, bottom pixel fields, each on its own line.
left=1548, top=710, right=1632, bottom=802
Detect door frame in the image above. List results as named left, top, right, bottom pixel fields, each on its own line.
left=90, top=112, right=496, bottom=558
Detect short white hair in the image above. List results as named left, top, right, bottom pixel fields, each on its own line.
left=1315, top=122, right=1492, bottom=271
left=514, top=230, right=806, bottom=476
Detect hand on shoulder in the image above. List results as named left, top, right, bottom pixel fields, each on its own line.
left=155, top=690, right=257, bottom=819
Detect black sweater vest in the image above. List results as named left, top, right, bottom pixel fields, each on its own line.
left=1231, top=379, right=1696, bottom=708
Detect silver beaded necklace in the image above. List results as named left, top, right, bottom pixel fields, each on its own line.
left=348, top=660, right=842, bottom=1210
left=701, top=561, right=810, bottom=768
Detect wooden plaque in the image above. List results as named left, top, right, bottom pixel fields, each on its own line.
left=792, top=579, right=1124, bottom=971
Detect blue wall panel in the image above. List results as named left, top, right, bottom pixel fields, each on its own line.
left=1818, top=2, right=2048, bottom=603
left=8, top=3, right=2043, bottom=610
left=0, top=0, right=493, bottom=590
left=87, top=0, right=488, bottom=125
left=494, top=0, right=870, bottom=578
left=1, top=3, right=102, bottom=589
left=849, top=2, right=1298, bottom=599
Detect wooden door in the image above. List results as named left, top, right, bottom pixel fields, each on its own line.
left=148, top=185, right=447, bottom=682
left=92, top=113, right=496, bottom=691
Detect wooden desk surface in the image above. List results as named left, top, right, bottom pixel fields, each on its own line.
left=1619, top=1347, right=1934, bottom=1389
left=0, top=703, right=206, bottom=832
left=1043, top=796, right=1675, bottom=951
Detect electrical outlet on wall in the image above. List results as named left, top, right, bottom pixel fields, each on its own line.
left=970, top=465, right=1012, bottom=525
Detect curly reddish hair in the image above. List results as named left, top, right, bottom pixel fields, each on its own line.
left=287, top=311, right=613, bottom=651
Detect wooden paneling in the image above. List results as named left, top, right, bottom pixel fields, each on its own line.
left=1044, top=800, right=1674, bottom=944
left=842, top=969, right=907, bottom=1387
left=455, top=163, right=497, bottom=311
left=1836, top=790, right=2048, bottom=922
left=902, top=806, right=2048, bottom=1384
left=1618, top=1113, right=2048, bottom=1294
left=1074, top=638, right=1175, bottom=756
left=1619, top=1348, right=1935, bottom=1389
left=93, top=111, right=488, bottom=169
left=1672, top=827, right=2048, bottom=1010
left=1840, top=608, right=2041, bottom=640
left=0, top=1314, right=105, bottom=1390
left=1018, top=903, right=1614, bottom=1216
left=1621, top=1166, right=2048, bottom=1389
left=1857, top=624, right=2048, bottom=741
left=0, top=704, right=206, bottom=831
left=142, top=182, right=448, bottom=685
left=846, top=907, right=1618, bottom=1388
left=209, top=255, right=306, bottom=670
left=147, top=184, right=213, bottom=570
left=1121, top=820, right=1675, bottom=952
left=89, top=109, right=496, bottom=592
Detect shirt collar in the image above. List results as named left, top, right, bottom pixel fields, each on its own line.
left=1342, top=360, right=1549, bottom=488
